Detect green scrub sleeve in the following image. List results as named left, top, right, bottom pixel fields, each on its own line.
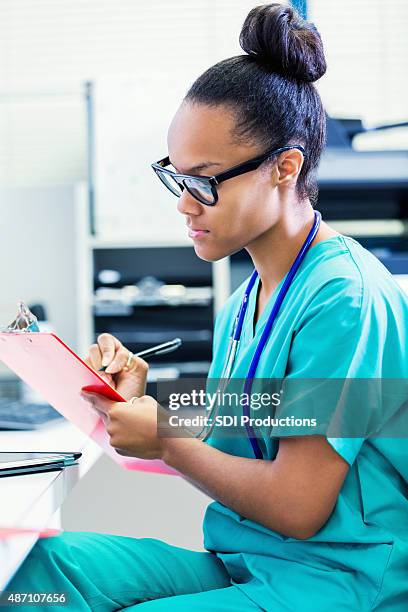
left=325, top=437, right=365, bottom=466
left=275, top=276, right=368, bottom=465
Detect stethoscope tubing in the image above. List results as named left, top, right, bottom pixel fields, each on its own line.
left=198, top=211, right=322, bottom=455
left=243, top=210, right=322, bottom=458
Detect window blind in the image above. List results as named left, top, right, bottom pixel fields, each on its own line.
left=309, top=0, right=408, bottom=125
left=0, top=1, right=406, bottom=187
left=0, top=0, right=256, bottom=186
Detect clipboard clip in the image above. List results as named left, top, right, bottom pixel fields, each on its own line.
left=2, top=301, right=40, bottom=333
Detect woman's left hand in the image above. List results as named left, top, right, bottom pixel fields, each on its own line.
left=80, top=392, right=166, bottom=459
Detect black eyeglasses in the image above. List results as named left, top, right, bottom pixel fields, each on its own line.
left=151, top=145, right=305, bottom=206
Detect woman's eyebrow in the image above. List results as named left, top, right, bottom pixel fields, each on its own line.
left=171, top=160, right=222, bottom=174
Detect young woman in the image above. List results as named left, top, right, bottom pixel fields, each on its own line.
left=8, top=4, right=408, bottom=610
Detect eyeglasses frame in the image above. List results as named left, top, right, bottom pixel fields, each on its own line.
left=151, top=144, right=306, bottom=206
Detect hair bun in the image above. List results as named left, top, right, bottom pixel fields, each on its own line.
left=239, top=3, right=327, bottom=83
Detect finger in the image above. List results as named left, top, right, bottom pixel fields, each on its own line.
left=96, top=408, right=108, bottom=427
left=97, top=333, right=122, bottom=368
left=105, top=346, right=130, bottom=374
left=127, top=355, right=148, bottom=375
left=99, top=372, right=115, bottom=387
left=80, top=391, right=115, bottom=415
left=84, top=354, right=115, bottom=388
left=88, top=344, right=103, bottom=371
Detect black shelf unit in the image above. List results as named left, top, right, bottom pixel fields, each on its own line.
left=92, top=245, right=214, bottom=381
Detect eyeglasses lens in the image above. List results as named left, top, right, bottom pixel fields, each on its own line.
left=154, top=167, right=216, bottom=205
left=184, top=178, right=215, bottom=205
left=155, top=169, right=183, bottom=197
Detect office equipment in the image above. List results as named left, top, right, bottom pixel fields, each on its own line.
left=93, top=245, right=214, bottom=389
left=2, top=301, right=61, bottom=420
left=0, top=452, right=81, bottom=478
left=327, top=117, right=408, bottom=149
left=0, top=333, right=64, bottom=429
left=4, top=301, right=40, bottom=333
left=135, top=338, right=182, bottom=359
left=0, top=332, right=176, bottom=475
left=0, top=399, right=63, bottom=430
left=317, top=149, right=408, bottom=221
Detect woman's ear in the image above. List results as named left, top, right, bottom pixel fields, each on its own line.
left=276, top=149, right=304, bottom=186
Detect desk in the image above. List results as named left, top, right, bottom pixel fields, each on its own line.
left=0, top=420, right=102, bottom=589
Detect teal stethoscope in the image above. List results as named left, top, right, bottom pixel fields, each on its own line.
left=200, top=210, right=322, bottom=459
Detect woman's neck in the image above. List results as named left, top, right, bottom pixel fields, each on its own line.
left=245, top=204, right=339, bottom=296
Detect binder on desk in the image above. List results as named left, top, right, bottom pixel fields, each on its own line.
left=0, top=451, right=81, bottom=478
left=0, top=332, right=177, bottom=476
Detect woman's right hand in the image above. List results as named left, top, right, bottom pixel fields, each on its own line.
left=84, top=333, right=148, bottom=401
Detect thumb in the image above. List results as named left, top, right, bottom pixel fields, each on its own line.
left=115, top=357, right=148, bottom=400
left=98, top=333, right=121, bottom=367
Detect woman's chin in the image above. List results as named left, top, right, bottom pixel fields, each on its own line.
left=192, top=242, right=227, bottom=263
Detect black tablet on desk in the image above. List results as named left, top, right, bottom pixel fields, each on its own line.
left=0, top=452, right=82, bottom=478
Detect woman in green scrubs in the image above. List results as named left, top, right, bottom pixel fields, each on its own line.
left=7, top=3, right=408, bottom=610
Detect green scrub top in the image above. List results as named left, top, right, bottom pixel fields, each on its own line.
left=203, top=235, right=408, bottom=611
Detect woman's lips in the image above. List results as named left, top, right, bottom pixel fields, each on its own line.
left=188, top=229, right=210, bottom=238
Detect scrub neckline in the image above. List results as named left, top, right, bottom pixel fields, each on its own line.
left=248, top=234, right=346, bottom=339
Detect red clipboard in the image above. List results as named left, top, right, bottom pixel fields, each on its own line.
left=0, top=332, right=177, bottom=475
left=0, top=527, right=62, bottom=540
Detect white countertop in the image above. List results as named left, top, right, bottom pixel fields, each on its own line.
left=0, top=420, right=102, bottom=588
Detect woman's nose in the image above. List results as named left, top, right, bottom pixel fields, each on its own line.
left=176, top=190, right=203, bottom=217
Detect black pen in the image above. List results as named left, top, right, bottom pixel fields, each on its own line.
left=98, top=338, right=182, bottom=372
